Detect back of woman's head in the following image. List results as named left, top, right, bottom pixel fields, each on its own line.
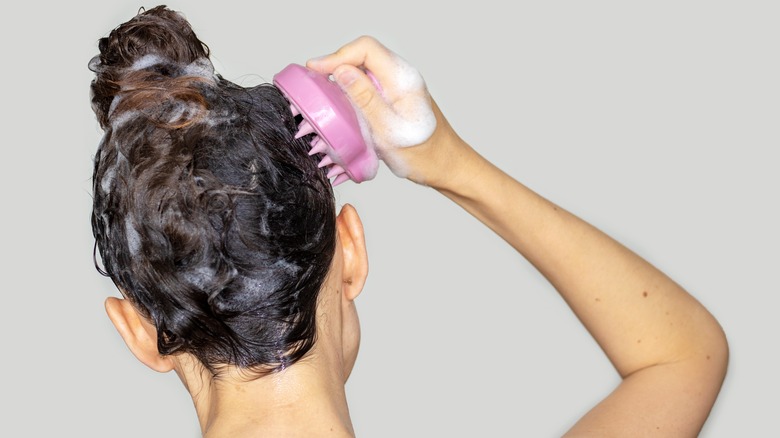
left=89, top=5, right=336, bottom=374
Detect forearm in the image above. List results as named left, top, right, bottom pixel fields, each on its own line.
left=432, top=140, right=727, bottom=378
left=309, top=36, right=727, bottom=433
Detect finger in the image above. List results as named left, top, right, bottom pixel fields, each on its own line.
left=307, top=36, right=385, bottom=71
left=333, top=64, right=388, bottom=121
left=307, top=36, right=400, bottom=88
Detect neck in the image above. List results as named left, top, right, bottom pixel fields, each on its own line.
left=174, top=352, right=354, bottom=437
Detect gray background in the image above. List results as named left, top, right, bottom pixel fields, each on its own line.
left=2, top=0, right=776, bottom=436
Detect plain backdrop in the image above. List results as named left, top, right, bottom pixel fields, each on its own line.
left=1, top=0, right=776, bottom=436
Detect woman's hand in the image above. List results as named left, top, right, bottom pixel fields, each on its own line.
left=306, top=36, right=469, bottom=187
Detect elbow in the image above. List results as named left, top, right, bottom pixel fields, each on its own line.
left=708, top=318, right=729, bottom=381
left=699, top=317, right=729, bottom=413
left=700, top=300, right=729, bottom=372
left=685, top=297, right=729, bottom=377
left=687, top=308, right=729, bottom=394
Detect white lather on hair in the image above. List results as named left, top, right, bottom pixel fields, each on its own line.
left=128, top=53, right=217, bottom=81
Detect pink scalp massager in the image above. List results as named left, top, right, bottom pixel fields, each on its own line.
left=273, top=64, right=379, bottom=186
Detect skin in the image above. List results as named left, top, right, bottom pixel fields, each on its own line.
left=105, top=36, right=728, bottom=437
left=307, top=36, right=728, bottom=437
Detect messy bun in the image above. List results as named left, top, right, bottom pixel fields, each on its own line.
left=89, top=6, right=336, bottom=374
left=89, top=6, right=212, bottom=129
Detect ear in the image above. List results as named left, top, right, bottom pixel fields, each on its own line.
left=105, top=297, right=175, bottom=373
left=335, top=204, right=368, bottom=301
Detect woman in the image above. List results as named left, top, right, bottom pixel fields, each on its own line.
left=90, top=6, right=727, bottom=436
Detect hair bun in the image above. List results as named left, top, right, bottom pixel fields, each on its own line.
left=89, top=5, right=213, bottom=129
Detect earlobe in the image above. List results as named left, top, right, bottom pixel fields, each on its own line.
left=105, top=297, right=175, bottom=373
left=335, top=204, right=368, bottom=301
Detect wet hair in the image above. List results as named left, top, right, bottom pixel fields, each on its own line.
left=89, top=5, right=336, bottom=374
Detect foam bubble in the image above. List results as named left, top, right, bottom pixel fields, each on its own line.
left=183, top=58, right=216, bottom=79
left=100, top=166, right=116, bottom=194
left=353, top=53, right=436, bottom=178
left=164, top=101, right=201, bottom=125
left=384, top=97, right=436, bottom=147
left=108, top=108, right=135, bottom=128
left=379, top=54, right=436, bottom=148
left=183, top=265, right=217, bottom=291
left=100, top=148, right=128, bottom=194
left=129, top=54, right=167, bottom=72
left=128, top=54, right=216, bottom=81
left=233, top=259, right=301, bottom=297
left=125, top=217, right=142, bottom=256
left=389, top=54, right=426, bottom=93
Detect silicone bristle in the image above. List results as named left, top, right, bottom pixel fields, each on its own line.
left=290, top=104, right=300, bottom=117
left=332, top=174, right=350, bottom=186
left=294, top=120, right=316, bottom=139
left=326, top=165, right=345, bottom=179
left=318, top=155, right=334, bottom=168
left=308, top=137, right=328, bottom=156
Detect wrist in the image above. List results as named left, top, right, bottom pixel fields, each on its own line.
left=423, top=133, right=482, bottom=194
left=404, top=103, right=478, bottom=190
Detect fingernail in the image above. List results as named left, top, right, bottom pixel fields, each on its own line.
left=306, top=55, right=326, bottom=67
left=335, top=68, right=357, bottom=87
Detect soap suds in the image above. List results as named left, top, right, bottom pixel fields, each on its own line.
left=344, top=53, right=436, bottom=178
left=129, top=54, right=168, bottom=72
left=100, top=148, right=128, bottom=194
left=108, top=108, right=137, bottom=129
left=237, top=259, right=302, bottom=297
left=182, top=57, right=216, bottom=79
left=125, top=216, right=142, bottom=256
left=129, top=54, right=216, bottom=81
left=106, top=55, right=217, bottom=123
left=376, top=53, right=436, bottom=148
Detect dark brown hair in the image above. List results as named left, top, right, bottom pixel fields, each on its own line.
left=89, top=5, right=336, bottom=374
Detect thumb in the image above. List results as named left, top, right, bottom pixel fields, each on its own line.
left=333, top=65, right=386, bottom=118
